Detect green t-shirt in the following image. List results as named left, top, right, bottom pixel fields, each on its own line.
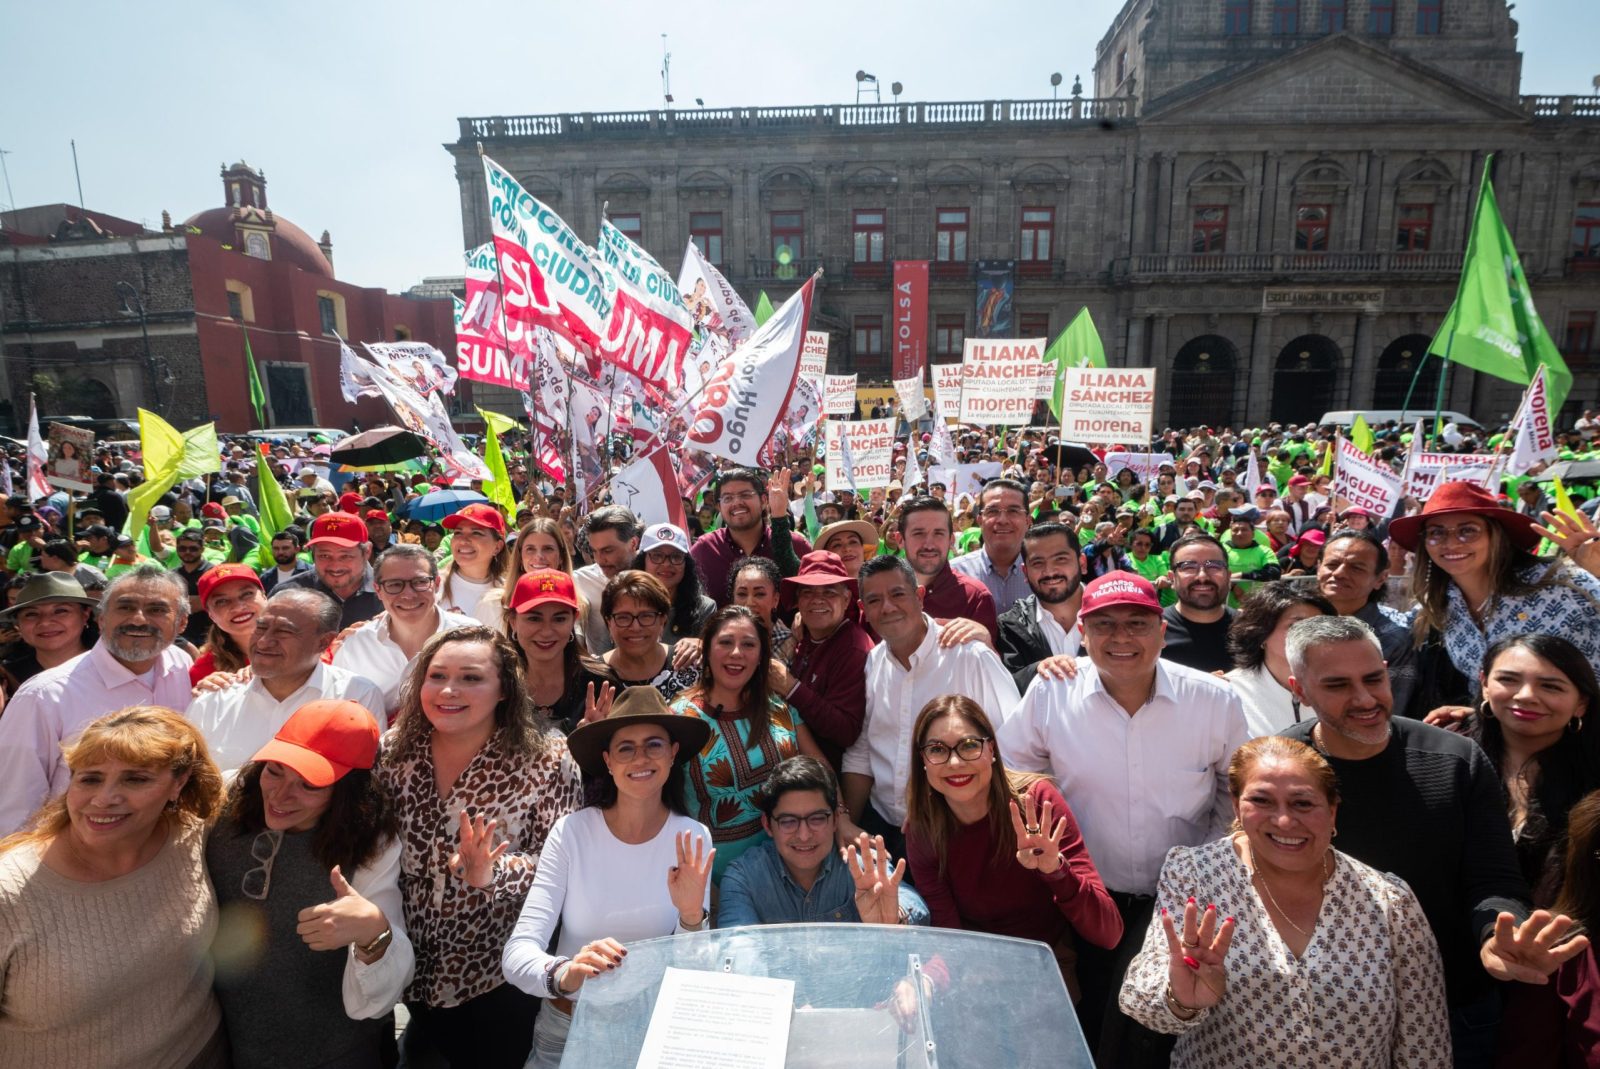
left=956, top=528, right=983, bottom=553
left=1129, top=551, right=1176, bottom=607
left=6, top=541, right=38, bottom=574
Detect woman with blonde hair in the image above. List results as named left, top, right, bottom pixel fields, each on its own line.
left=0, top=705, right=227, bottom=1068
left=436, top=503, right=511, bottom=627
left=905, top=694, right=1121, bottom=1002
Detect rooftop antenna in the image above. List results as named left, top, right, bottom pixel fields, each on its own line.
left=855, top=70, right=879, bottom=104
left=1051, top=72, right=1063, bottom=99
left=891, top=81, right=903, bottom=103
left=70, top=139, right=84, bottom=209
left=661, top=35, right=673, bottom=106
left=0, top=148, right=15, bottom=217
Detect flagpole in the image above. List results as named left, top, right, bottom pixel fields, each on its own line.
left=475, top=141, right=542, bottom=488
left=1427, top=155, right=1494, bottom=448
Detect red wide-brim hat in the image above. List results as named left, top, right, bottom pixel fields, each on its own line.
left=1388, top=480, right=1540, bottom=553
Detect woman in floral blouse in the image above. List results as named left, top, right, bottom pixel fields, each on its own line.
left=378, top=625, right=582, bottom=1068
left=1120, top=736, right=1451, bottom=1068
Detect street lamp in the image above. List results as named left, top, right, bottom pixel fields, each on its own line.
left=115, top=281, right=158, bottom=412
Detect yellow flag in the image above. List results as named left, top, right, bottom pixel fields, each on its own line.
left=1350, top=415, right=1375, bottom=457
left=477, top=408, right=522, bottom=518
left=178, top=423, right=221, bottom=478
left=1319, top=438, right=1335, bottom=478
left=124, top=409, right=184, bottom=536
left=1553, top=477, right=1584, bottom=523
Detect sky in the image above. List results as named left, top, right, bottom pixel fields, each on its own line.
left=3, top=0, right=1596, bottom=293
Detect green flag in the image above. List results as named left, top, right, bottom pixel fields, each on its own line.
left=477, top=408, right=521, bottom=518
left=754, top=291, right=775, bottom=327
left=253, top=444, right=295, bottom=567
left=1428, top=158, right=1572, bottom=411
left=1040, top=307, right=1106, bottom=421
left=243, top=330, right=266, bottom=427
left=1350, top=414, right=1375, bottom=456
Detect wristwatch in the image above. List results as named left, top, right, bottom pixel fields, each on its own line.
left=356, top=928, right=393, bottom=957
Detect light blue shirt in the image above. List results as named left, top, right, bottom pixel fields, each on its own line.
left=950, top=546, right=1029, bottom=614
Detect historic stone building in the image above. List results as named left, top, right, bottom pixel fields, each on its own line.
left=448, top=0, right=1600, bottom=429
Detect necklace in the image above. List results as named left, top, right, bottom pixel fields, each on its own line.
left=1246, top=841, right=1330, bottom=938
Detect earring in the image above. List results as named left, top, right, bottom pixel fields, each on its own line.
left=165, top=798, right=179, bottom=812
left=1479, top=700, right=1494, bottom=721
left=1330, top=827, right=1338, bottom=839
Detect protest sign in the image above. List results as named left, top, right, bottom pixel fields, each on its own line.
left=1060, top=368, right=1156, bottom=444
left=1332, top=436, right=1403, bottom=516
left=894, top=373, right=927, bottom=422
left=825, top=374, right=858, bottom=416
left=825, top=418, right=896, bottom=490
left=1102, top=451, right=1174, bottom=484
left=1508, top=365, right=1558, bottom=475
left=45, top=423, right=94, bottom=492
left=960, top=339, right=1045, bottom=425
left=931, top=363, right=964, bottom=422
left=930, top=462, right=1004, bottom=499
left=799, top=331, right=829, bottom=395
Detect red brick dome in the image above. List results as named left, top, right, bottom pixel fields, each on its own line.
left=182, top=205, right=334, bottom=278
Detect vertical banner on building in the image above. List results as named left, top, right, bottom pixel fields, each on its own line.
left=824, top=418, right=896, bottom=490
left=1059, top=367, right=1156, bottom=445
left=891, top=261, right=929, bottom=381
left=932, top=363, right=965, bottom=422
left=973, top=260, right=1016, bottom=338
left=825, top=374, right=859, bottom=416
left=960, top=338, right=1045, bottom=426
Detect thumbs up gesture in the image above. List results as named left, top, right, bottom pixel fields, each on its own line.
left=296, top=864, right=387, bottom=952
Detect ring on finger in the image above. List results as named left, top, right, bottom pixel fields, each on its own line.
left=1025, top=825, right=1041, bottom=835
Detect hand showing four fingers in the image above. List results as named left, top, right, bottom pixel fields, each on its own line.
left=448, top=809, right=507, bottom=889
left=1009, top=792, right=1068, bottom=875
left=1162, top=898, right=1235, bottom=1011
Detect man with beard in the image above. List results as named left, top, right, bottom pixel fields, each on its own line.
left=897, top=495, right=998, bottom=643
left=259, top=529, right=311, bottom=593
left=951, top=478, right=1030, bottom=613
left=690, top=468, right=812, bottom=608
left=1159, top=532, right=1234, bottom=673
left=1280, top=616, right=1581, bottom=1057
left=0, top=565, right=195, bottom=833
left=997, top=522, right=1083, bottom=687
left=279, top=512, right=382, bottom=628
left=1153, top=495, right=1202, bottom=552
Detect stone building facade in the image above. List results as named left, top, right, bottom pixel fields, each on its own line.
left=448, top=0, right=1600, bottom=429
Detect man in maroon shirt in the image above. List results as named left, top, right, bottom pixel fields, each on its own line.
left=898, top=495, right=998, bottom=643
left=770, top=551, right=874, bottom=773
left=689, top=467, right=812, bottom=607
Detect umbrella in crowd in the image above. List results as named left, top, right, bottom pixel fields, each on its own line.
left=404, top=488, right=488, bottom=521
left=329, top=426, right=430, bottom=469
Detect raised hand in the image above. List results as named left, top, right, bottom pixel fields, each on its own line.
left=843, top=832, right=906, bottom=925
left=1534, top=509, right=1600, bottom=577
left=1481, top=909, right=1591, bottom=984
left=768, top=469, right=793, bottom=517
left=1162, top=898, right=1235, bottom=1012
left=1009, top=793, right=1069, bottom=875
left=666, top=831, right=714, bottom=927
left=583, top=680, right=616, bottom=725
left=449, top=809, right=508, bottom=889
left=560, top=937, right=628, bottom=994
left=296, top=865, right=387, bottom=951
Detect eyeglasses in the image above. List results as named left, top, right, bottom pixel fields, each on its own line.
left=608, top=610, right=663, bottom=629
left=1084, top=617, right=1159, bottom=639
left=1172, top=560, right=1229, bottom=576
left=920, top=737, right=989, bottom=764
left=719, top=490, right=760, bottom=505
left=980, top=506, right=1028, bottom=520
left=1423, top=523, right=1485, bottom=546
left=646, top=550, right=684, bottom=566
left=377, top=576, right=435, bottom=595
left=241, top=829, right=284, bottom=901
left=610, top=737, right=671, bottom=763
left=771, top=809, right=834, bottom=833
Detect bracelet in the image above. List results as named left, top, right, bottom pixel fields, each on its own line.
left=1164, top=982, right=1201, bottom=1021
left=679, top=911, right=708, bottom=932
left=356, top=927, right=392, bottom=956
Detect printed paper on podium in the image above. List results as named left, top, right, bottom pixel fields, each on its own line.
left=635, top=966, right=795, bottom=1069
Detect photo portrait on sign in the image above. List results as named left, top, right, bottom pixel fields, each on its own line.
left=46, top=423, right=94, bottom=491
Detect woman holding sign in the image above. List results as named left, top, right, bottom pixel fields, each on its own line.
left=1391, top=481, right=1600, bottom=701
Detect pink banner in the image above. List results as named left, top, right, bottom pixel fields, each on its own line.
left=892, top=261, right=929, bottom=382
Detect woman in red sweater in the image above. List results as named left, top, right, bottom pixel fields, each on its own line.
left=904, top=694, right=1122, bottom=1002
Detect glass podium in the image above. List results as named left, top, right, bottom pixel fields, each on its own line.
left=559, top=923, right=1092, bottom=1067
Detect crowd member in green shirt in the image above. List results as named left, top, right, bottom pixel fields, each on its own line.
left=77, top=524, right=117, bottom=572
left=1127, top=527, right=1176, bottom=607
left=103, top=534, right=149, bottom=578
left=221, top=495, right=262, bottom=539
left=1223, top=507, right=1280, bottom=604
left=5, top=515, right=45, bottom=575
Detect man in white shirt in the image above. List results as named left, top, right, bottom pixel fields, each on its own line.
left=841, top=555, right=1020, bottom=861
left=998, top=570, right=1247, bottom=1066
left=187, top=587, right=387, bottom=772
left=572, top=506, right=641, bottom=656
left=332, top=544, right=476, bottom=715
left=0, top=565, right=196, bottom=834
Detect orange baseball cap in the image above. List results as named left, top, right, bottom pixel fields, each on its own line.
left=250, top=699, right=380, bottom=788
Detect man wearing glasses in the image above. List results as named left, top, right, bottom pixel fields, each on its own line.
left=688, top=468, right=812, bottom=609
left=998, top=571, right=1246, bottom=1067
left=717, top=756, right=928, bottom=927
left=950, top=477, right=1032, bottom=613
left=1158, top=532, right=1236, bottom=673
left=331, top=544, right=476, bottom=715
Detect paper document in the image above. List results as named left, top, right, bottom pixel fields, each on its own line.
left=635, top=966, right=795, bottom=1069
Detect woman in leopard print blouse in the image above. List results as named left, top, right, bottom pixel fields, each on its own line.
left=377, top=625, right=582, bottom=1069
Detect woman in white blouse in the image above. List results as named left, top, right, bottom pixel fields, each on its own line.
left=502, top=685, right=715, bottom=1068
left=1223, top=583, right=1334, bottom=738
left=1120, top=736, right=1451, bottom=1068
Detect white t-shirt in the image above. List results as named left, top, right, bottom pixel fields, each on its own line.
left=437, top=572, right=494, bottom=618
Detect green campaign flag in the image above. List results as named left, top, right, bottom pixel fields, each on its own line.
left=244, top=330, right=266, bottom=427
left=1040, top=307, right=1106, bottom=420
left=477, top=407, right=521, bottom=517
left=1428, top=158, right=1572, bottom=411
left=1350, top=414, right=1375, bottom=456
left=754, top=291, right=775, bottom=327
left=253, top=444, right=295, bottom=567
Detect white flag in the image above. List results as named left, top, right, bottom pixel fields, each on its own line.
left=929, top=419, right=957, bottom=466
left=686, top=277, right=816, bottom=463
left=1243, top=451, right=1264, bottom=494
left=902, top=437, right=924, bottom=491
left=1507, top=365, right=1559, bottom=476
left=611, top=451, right=687, bottom=529
left=677, top=239, right=756, bottom=397
left=894, top=373, right=927, bottom=422
left=25, top=396, right=50, bottom=501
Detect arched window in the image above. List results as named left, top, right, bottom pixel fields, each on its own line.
left=1169, top=336, right=1238, bottom=430
left=1373, top=335, right=1446, bottom=411
left=1271, top=335, right=1341, bottom=425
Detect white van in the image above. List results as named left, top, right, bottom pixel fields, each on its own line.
left=1317, top=410, right=1484, bottom=432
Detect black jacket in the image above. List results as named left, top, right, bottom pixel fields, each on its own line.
left=998, top=595, right=1057, bottom=691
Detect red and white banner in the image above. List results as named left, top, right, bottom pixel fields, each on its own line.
left=825, top=374, right=858, bottom=416
left=596, top=220, right=693, bottom=393
left=454, top=295, right=533, bottom=393
left=1332, top=435, right=1402, bottom=517
left=1508, top=364, right=1558, bottom=475
left=799, top=331, right=829, bottom=396
left=678, top=239, right=756, bottom=396
left=825, top=418, right=896, bottom=491
left=1103, top=451, right=1175, bottom=484
left=611, top=450, right=687, bottom=529
left=932, top=363, right=964, bottom=421
left=1401, top=420, right=1500, bottom=498
left=894, top=373, right=927, bottom=422
left=25, top=396, right=50, bottom=501
left=342, top=341, right=489, bottom=480
left=960, top=339, right=1046, bottom=425
left=1060, top=367, right=1156, bottom=445
left=892, top=261, right=929, bottom=382
left=686, top=277, right=815, bottom=463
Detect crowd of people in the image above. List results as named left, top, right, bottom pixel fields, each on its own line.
left=0, top=413, right=1599, bottom=1068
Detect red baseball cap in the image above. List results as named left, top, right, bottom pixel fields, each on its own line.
left=337, top=492, right=363, bottom=514
left=1078, top=573, right=1162, bottom=618
left=197, top=563, right=264, bottom=608
left=364, top=509, right=389, bottom=522
left=249, top=699, right=380, bottom=788
left=443, top=502, right=507, bottom=536
left=307, top=512, right=370, bottom=548
left=1287, top=474, right=1311, bottom=487
left=200, top=502, right=227, bottom=520
left=511, top=569, right=579, bottom=613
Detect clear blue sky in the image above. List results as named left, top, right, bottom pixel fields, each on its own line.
left=3, top=0, right=1594, bottom=292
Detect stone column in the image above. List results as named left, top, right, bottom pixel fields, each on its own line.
left=1258, top=153, right=1282, bottom=254
left=1151, top=314, right=1172, bottom=424
left=1247, top=311, right=1277, bottom=425
left=1155, top=155, right=1177, bottom=255
left=1132, top=154, right=1157, bottom=255
left=1350, top=310, right=1379, bottom=412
